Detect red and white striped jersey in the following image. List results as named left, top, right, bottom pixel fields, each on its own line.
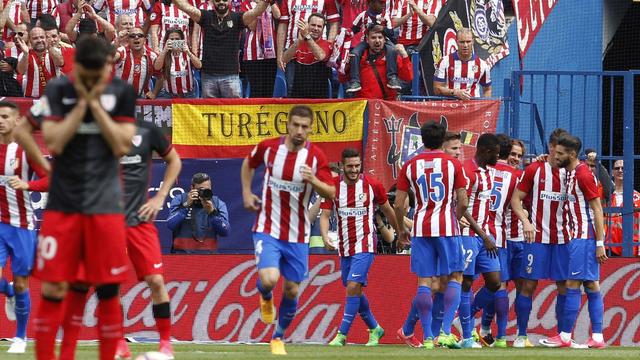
left=335, top=0, right=367, bottom=29
left=279, top=0, right=340, bottom=49
left=150, top=2, right=190, bottom=50
left=565, top=163, right=599, bottom=240
left=320, top=174, right=387, bottom=256
left=392, top=0, right=442, bottom=46
left=114, top=46, right=158, bottom=96
left=26, top=0, right=59, bottom=22
left=397, top=150, right=467, bottom=237
left=18, top=50, right=58, bottom=98
left=351, top=9, right=393, bottom=42
left=505, top=168, right=524, bottom=241
left=488, top=161, right=520, bottom=248
left=517, top=161, right=570, bottom=244
left=248, top=136, right=333, bottom=243
left=462, top=159, right=493, bottom=237
left=434, top=52, right=492, bottom=98
left=94, top=0, right=152, bottom=27
left=0, top=143, right=46, bottom=230
left=241, top=0, right=277, bottom=61
left=2, top=0, right=24, bottom=42
left=195, top=0, right=214, bottom=59
left=164, top=51, right=194, bottom=95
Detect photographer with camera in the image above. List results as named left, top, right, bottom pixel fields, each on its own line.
left=167, top=172, right=230, bottom=254
left=153, top=28, right=202, bottom=98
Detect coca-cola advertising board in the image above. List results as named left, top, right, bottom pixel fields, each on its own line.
left=1, top=256, right=638, bottom=346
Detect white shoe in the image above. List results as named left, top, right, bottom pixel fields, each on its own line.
left=570, top=339, right=588, bottom=349
left=5, top=293, right=16, bottom=321
left=7, top=337, right=27, bottom=353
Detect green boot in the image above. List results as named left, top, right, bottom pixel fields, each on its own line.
left=423, top=337, right=435, bottom=350
left=492, top=337, right=508, bottom=348
left=365, top=325, right=385, bottom=346
left=328, top=332, right=346, bottom=346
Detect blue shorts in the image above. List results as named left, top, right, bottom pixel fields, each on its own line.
left=521, top=242, right=569, bottom=280
left=498, top=248, right=511, bottom=282
left=567, top=239, right=600, bottom=281
left=411, top=236, right=464, bottom=278
left=506, top=240, right=525, bottom=280
left=0, top=223, right=37, bottom=276
left=253, top=232, right=308, bottom=283
left=461, top=236, right=500, bottom=276
left=340, top=252, right=374, bottom=286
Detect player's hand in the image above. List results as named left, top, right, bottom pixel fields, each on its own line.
left=186, top=188, right=199, bottom=207
left=459, top=215, right=470, bottom=228
left=396, top=230, right=411, bottom=250
left=8, top=176, right=28, bottom=190
left=523, top=220, right=538, bottom=243
left=243, top=192, right=261, bottom=212
left=299, top=164, right=316, bottom=183
left=535, top=154, right=548, bottom=162
left=453, top=89, right=471, bottom=100
left=83, top=3, right=97, bottom=20
left=15, top=37, right=29, bottom=55
left=322, top=236, right=337, bottom=251
left=138, top=194, right=164, bottom=222
left=482, top=235, right=498, bottom=258
left=203, top=199, right=216, bottom=214
left=596, top=245, right=608, bottom=264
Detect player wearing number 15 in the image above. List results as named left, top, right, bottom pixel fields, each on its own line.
left=394, top=121, right=469, bottom=349
left=240, top=105, right=335, bottom=355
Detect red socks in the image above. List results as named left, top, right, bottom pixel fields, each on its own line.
left=97, top=296, right=123, bottom=360
left=59, top=289, right=89, bottom=360
left=34, top=297, right=64, bottom=360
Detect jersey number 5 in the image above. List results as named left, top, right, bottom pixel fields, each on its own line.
left=490, top=180, right=503, bottom=211
left=418, top=172, right=445, bottom=202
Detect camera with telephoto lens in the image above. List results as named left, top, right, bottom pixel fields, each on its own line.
left=198, top=188, right=213, bottom=201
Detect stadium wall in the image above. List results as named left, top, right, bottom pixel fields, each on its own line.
left=492, top=0, right=603, bottom=152
left=1, top=256, right=637, bottom=346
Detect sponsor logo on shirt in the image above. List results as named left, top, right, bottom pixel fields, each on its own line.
left=76, top=122, right=101, bottom=134
left=100, top=94, right=117, bottom=112
left=114, top=8, right=138, bottom=15
left=268, top=177, right=305, bottom=193
left=292, top=4, right=317, bottom=11
left=337, top=207, right=367, bottom=218
left=164, top=17, right=189, bottom=26
left=120, top=154, right=142, bottom=164
left=539, top=190, right=568, bottom=202
left=478, top=189, right=492, bottom=199
left=451, top=76, right=476, bottom=84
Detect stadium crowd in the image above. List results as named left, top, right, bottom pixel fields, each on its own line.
left=0, top=0, right=455, bottom=99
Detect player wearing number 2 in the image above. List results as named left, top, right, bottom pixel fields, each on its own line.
left=394, top=121, right=469, bottom=349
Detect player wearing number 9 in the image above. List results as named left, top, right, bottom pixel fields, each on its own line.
left=394, top=121, right=470, bottom=348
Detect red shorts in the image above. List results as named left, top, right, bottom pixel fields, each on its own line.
left=126, top=222, right=163, bottom=280
left=34, top=211, right=129, bottom=284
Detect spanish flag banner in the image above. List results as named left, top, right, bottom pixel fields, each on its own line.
left=172, top=98, right=366, bottom=161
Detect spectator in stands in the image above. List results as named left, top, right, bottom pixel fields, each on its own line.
left=167, top=172, right=230, bottom=254
left=64, top=0, right=116, bottom=43
left=392, top=0, right=438, bottom=52
left=115, top=14, right=135, bottom=47
left=173, top=0, right=272, bottom=98
left=606, top=159, right=640, bottom=257
left=93, top=0, right=151, bottom=27
left=433, top=28, right=491, bottom=99
left=114, top=27, right=163, bottom=98
left=282, top=14, right=333, bottom=99
left=26, top=0, right=59, bottom=25
left=4, top=22, right=29, bottom=59
left=0, top=56, right=23, bottom=96
left=16, top=26, right=62, bottom=98
left=240, top=0, right=280, bottom=98
left=345, top=0, right=400, bottom=94
left=277, top=0, right=340, bottom=94
left=0, top=0, right=30, bottom=45
left=154, top=28, right=201, bottom=98
left=585, top=148, right=614, bottom=201
left=352, top=24, right=412, bottom=100
left=149, top=0, right=191, bottom=53
left=41, top=22, right=76, bottom=75
left=508, top=138, right=525, bottom=169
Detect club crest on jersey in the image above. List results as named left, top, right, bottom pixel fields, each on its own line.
left=10, top=158, right=19, bottom=170
left=472, top=65, right=479, bottom=72
left=134, top=64, right=141, bottom=73
left=100, top=94, right=117, bottom=112
left=227, top=20, right=233, bottom=28
left=132, top=135, right=142, bottom=147
left=358, top=193, right=367, bottom=203
left=150, top=13, right=157, bottom=21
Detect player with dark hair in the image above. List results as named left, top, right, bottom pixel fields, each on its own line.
left=458, top=133, right=501, bottom=348
left=395, top=120, right=469, bottom=349
left=32, top=36, right=136, bottom=360
left=322, top=148, right=398, bottom=346
left=542, top=134, right=607, bottom=349
left=241, top=104, right=335, bottom=355
left=511, top=128, right=577, bottom=347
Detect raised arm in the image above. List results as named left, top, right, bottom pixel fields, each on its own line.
left=242, top=0, right=270, bottom=26
left=241, top=157, right=261, bottom=211
left=42, top=100, right=87, bottom=156
left=173, top=0, right=201, bottom=23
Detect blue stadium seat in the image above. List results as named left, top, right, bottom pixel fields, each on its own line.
left=411, top=52, right=421, bottom=96
left=273, top=68, right=287, bottom=98
left=244, top=82, right=251, bottom=98
left=193, top=69, right=201, bottom=98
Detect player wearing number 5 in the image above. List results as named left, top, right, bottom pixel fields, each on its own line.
left=394, top=121, right=469, bottom=349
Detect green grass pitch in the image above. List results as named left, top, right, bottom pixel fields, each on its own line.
left=1, top=343, right=638, bottom=359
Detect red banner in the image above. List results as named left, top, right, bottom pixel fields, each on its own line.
left=1, top=256, right=637, bottom=346
left=513, top=0, right=558, bottom=59
left=364, top=99, right=501, bottom=190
